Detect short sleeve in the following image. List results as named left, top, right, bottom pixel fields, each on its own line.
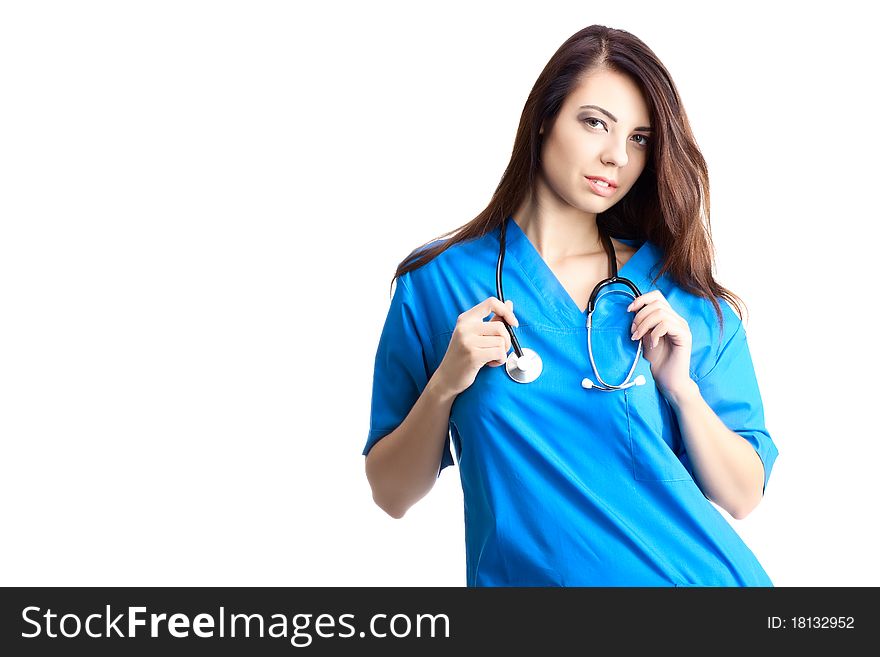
left=694, top=319, right=779, bottom=495
left=362, top=273, right=455, bottom=476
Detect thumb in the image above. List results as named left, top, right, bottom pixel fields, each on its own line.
left=505, top=299, right=518, bottom=326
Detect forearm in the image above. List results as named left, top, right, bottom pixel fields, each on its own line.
left=364, top=374, right=458, bottom=518
left=666, top=381, right=765, bottom=519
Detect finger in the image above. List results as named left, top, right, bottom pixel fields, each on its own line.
left=474, top=335, right=509, bottom=351
left=479, top=346, right=510, bottom=367
left=626, top=295, right=648, bottom=314
left=632, top=304, right=663, bottom=335
left=479, top=319, right=512, bottom=351
left=633, top=299, right=681, bottom=336
left=462, top=297, right=519, bottom=327
left=626, top=290, right=668, bottom=314
left=653, top=316, right=690, bottom=348
left=488, top=299, right=519, bottom=328
left=629, top=303, right=675, bottom=336
left=648, top=322, right=670, bottom=349
left=630, top=300, right=657, bottom=329
left=631, top=305, right=666, bottom=340
left=489, top=299, right=516, bottom=320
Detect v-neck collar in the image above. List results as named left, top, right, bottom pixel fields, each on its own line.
left=493, top=215, right=661, bottom=327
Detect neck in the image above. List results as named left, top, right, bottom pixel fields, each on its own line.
left=512, top=199, right=603, bottom=262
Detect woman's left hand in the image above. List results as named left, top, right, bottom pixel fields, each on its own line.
left=627, top=291, right=693, bottom=399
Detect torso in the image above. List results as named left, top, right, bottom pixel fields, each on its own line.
left=548, top=238, right=637, bottom=314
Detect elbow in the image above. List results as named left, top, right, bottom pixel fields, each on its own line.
left=729, top=506, right=751, bottom=521
left=365, top=456, right=408, bottom=519
left=729, top=492, right=763, bottom=520
left=372, top=492, right=407, bottom=519
left=729, top=457, right=767, bottom=520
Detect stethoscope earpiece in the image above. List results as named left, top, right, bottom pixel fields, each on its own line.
left=582, top=373, right=646, bottom=391
left=497, top=217, right=645, bottom=391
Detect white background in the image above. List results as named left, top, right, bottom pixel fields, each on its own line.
left=1, top=1, right=877, bottom=586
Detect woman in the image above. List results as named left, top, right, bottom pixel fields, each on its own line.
left=362, top=25, right=779, bottom=587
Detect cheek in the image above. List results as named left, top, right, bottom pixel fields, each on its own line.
left=620, top=161, right=649, bottom=193
left=540, top=144, right=576, bottom=189
left=619, top=179, right=637, bottom=196
left=544, top=133, right=588, bottom=171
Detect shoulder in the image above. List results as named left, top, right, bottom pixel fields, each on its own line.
left=654, top=269, right=744, bottom=378
left=663, top=277, right=741, bottom=333
left=636, top=240, right=741, bottom=336
left=392, top=230, right=497, bottom=339
left=402, top=230, right=496, bottom=293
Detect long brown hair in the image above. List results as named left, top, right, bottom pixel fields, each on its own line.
left=390, top=24, right=746, bottom=339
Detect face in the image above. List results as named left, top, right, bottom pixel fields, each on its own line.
left=538, top=67, right=653, bottom=213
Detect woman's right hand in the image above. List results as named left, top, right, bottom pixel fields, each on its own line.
left=433, top=297, right=520, bottom=397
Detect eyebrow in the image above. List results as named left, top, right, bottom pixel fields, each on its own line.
left=579, top=104, right=653, bottom=132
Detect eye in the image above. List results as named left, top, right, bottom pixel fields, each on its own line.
left=583, top=117, right=651, bottom=148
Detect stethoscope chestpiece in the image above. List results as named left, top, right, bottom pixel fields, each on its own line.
left=505, top=348, right=543, bottom=384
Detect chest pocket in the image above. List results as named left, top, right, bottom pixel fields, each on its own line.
left=589, top=295, right=692, bottom=483
left=623, top=356, right=693, bottom=482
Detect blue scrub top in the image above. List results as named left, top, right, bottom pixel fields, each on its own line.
left=364, top=216, right=779, bottom=587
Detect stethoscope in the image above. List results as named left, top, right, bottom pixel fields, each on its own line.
left=496, top=217, right=647, bottom=391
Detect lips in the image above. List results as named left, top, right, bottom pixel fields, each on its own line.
left=585, top=176, right=616, bottom=197
left=585, top=176, right=617, bottom=188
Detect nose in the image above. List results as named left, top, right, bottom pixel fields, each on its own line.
left=600, top=137, right=629, bottom=168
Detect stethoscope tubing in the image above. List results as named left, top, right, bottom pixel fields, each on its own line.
left=496, top=215, right=525, bottom=359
